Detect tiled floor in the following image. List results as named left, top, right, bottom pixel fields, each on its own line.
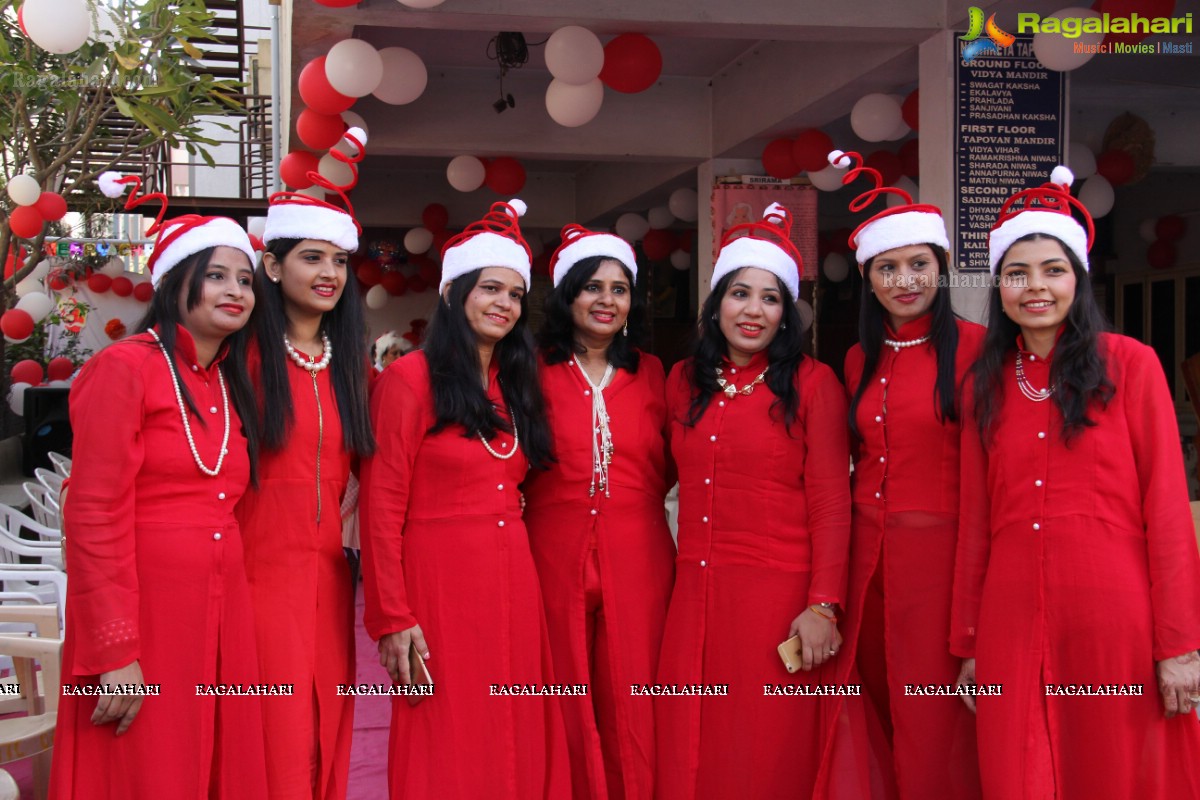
left=347, top=581, right=390, bottom=799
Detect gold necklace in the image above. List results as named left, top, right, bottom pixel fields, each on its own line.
left=715, top=366, right=767, bottom=398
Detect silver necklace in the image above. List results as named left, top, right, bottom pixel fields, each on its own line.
left=574, top=358, right=615, bottom=497
left=284, top=332, right=332, bottom=374
left=1015, top=352, right=1053, bottom=402
left=148, top=328, right=230, bottom=477
left=883, top=334, right=930, bottom=352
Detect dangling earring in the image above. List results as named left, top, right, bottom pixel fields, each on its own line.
left=622, top=320, right=628, bottom=337
left=781, top=322, right=787, bottom=330
left=711, top=313, right=717, bottom=321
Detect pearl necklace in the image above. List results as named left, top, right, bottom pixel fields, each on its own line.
left=148, top=328, right=230, bottom=477
left=574, top=358, right=615, bottom=497
left=284, top=333, right=332, bottom=374
left=1015, top=352, right=1053, bottom=402
left=883, top=334, right=930, bottom=352
left=479, top=399, right=520, bottom=460
left=715, top=366, right=767, bottom=398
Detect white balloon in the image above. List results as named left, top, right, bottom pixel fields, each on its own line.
left=325, top=39, right=384, bottom=98
left=48, top=379, right=72, bottom=388
left=365, top=284, right=390, bottom=309
left=648, top=206, right=675, bottom=229
left=1033, top=7, right=1101, bottom=71
left=15, top=275, right=41, bottom=298
left=884, top=117, right=911, bottom=142
left=246, top=217, right=267, bottom=238
left=823, top=252, right=850, bottom=282
left=341, top=111, right=369, bottom=139
left=22, top=0, right=90, bottom=54
left=373, top=47, right=428, bottom=105
left=668, top=188, right=699, bottom=222
left=1067, top=141, right=1097, bottom=179
left=99, top=258, right=125, bottom=278
left=796, top=299, right=815, bottom=332
left=670, top=250, right=690, bottom=271
left=1138, top=218, right=1159, bottom=243
left=446, top=155, right=486, bottom=192
left=527, top=238, right=545, bottom=258
left=6, top=174, right=41, bottom=207
left=545, top=26, right=604, bottom=86
left=887, top=176, right=919, bottom=208
left=297, top=185, right=327, bottom=200
left=545, top=78, right=604, bottom=128
left=851, top=94, right=903, bottom=143
left=8, top=382, right=31, bottom=416
left=397, top=0, right=445, bottom=7
left=15, top=292, right=55, bottom=322
left=1078, top=175, right=1114, bottom=218
left=615, top=213, right=650, bottom=242
left=31, top=260, right=51, bottom=280
left=404, top=227, right=434, bottom=255
left=808, top=165, right=847, bottom=192
left=318, top=152, right=355, bottom=188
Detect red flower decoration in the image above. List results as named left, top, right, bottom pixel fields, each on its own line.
left=105, top=319, right=127, bottom=341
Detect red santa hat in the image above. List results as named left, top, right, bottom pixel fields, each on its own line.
left=547, top=224, right=638, bottom=287
left=988, top=166, right=1092, bottom=274
left=439, top=199, right=532, bottom=293
left=711, top=202, right=802, bottom=299
left=827, top=149, right=950, bottom=265
left=263, top=128, right=366, bottom=253
left=97, top=172, right=255, bottom=289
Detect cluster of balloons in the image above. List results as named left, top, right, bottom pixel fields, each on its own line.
left=612, top=188, right=699, bottom=270
left=1065, top=140, right=1133, bottom=219
left=1032, top=1, right=1176, bottom=71
left=1139, top=213, right=1187, bottom=271
left=543, top=29, right=662, bottom=127
left=358, top=203, right=453, bottom=308
left=8, top=356, right=76, bottom=415
left=5, top=175, right=68, bottom=240
left=445, top=156, right=527, bottom=194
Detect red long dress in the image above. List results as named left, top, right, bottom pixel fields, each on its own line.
left=839, top=315, right=984, bottom=799
left=655, top=353, right=857, bottom=800
left=51, top=327, right=268, bottom=800
left=237, top=345, right=354, bottom=799
left=523, top=354, right=676, bottom=800
left=952, top=333, right=1200, bottom=799
left=360, top=353, right=570, bottom=800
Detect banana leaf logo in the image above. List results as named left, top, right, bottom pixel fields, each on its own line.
left=961, top=7, right=1016, bottom=62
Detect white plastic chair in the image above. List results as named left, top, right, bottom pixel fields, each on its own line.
left=47, top=451, right=71, bottom=478
left=0, top=566, right=66, bottom=630
left=0, top=506, right=64, bottom=572
left=0, top=605, right=63, bottom=799
left=34, top=468, right=63, bottom=500
left=23, top=481, right=61, bottom=529
left=0, top=504, right=61, bottom=546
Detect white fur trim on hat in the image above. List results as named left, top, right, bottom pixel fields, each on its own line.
left=151, top=217, right=256, bottom=288
left=711, top=236, right=800, bottom=299
left=551, top=233, right=637, bottom=287
left=855, top=210, right=950, bottom=265
left=263, top=202, right=358, bottom=253
left=440, top=232, right=531, bottom=293
left=988, top=210, right=1089, bottom=274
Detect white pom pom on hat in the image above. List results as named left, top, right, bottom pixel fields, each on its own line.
left=1050, top=165, right=1074, bottom=188
left=98, top=171, right=129, bottom=199
left=828, top=150, right=851, bottom=168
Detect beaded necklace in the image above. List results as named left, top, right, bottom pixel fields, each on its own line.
left=148, top=328, right=230, bottom=477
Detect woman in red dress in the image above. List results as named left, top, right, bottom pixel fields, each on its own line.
left=524, top=226, right=675, bottom=800
left=235, top=128, right=375, bottom=800
left=831, top=150, right=983, bottom=798
left=51, top=174, right=266, bottom=799
left=952, top=166, right=1200, bottom=798
left=360, top=199, right=570, bottom=800
left=654, top=204, right=856, bottom=800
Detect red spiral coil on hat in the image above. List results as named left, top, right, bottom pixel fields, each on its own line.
left=830, top=150, right=945, bottom=253
left=718, top=203, right=803, bottom=267
left=992, top=174, right=1094, bottom=253
left=267, top=129, right=366, bottom=235
left=440, top=200, right=532, bottom=262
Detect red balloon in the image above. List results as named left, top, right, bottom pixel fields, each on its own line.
left=1155, top=214, right=1186, bottom=242
left=356, top=261, right=383, bottom=287
left=418, top=262, right=440, bottom=285
left=10, top=357, right=43, bottom=385
left=47, top=356, right=75, bottom=382
left=432, top=229, right=454, bottom=255
left=48, top=271, right=69, bottom=291
left=1097, top=0, right=1176, bottom=45
left=407, top=275, right=427, bottom=293
left=1095, top=149, right=1135, bottom=186
left=313, top=0, right=359, bottom=6
left=901, top=90, right=919, bottom=131
left=762, top=138, right=800, bottom=180
left=133, top=282, right=154, bottom=302
left=381, top=270, right=408, bottom=296
left=865, top=150, right=903, bottom=187
left=791, top=129, right=834, bottom=173
left=485, top=157, right=527, bottom=195
left=599, top=34, right=663, bottom=94
left=831, top=227, right=855, bottom=255
left=642, top=229, right=675, bottom=261
left=33, top=191, right=67, bottom=222
left=532, top=252, right=552, bottom=277
left=111, top=276, right=134, bottom=297
left=87, top=273, right=113, bottom=293
left=676, top=230, right=694, bottom=254
left=298, top=57, right=355, bottom=116
left=9, top=205, right=44, bottom=239
left=280, top=151, right=320, bottom=190
left=17, top=5, right=27, bottom=36
left=422, top=203, right=450, bottom=232
left=899, top=138, right=920, bottom=179
left=2, top=312, right=36, bottom=343
left=296, top=108, right=346, bottom=150
left=3, top=247, right=23, bottom=279
left=1147, top=240, right=1176, bottom=270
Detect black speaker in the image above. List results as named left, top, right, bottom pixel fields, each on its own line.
left=22, top=387, right=71, bottom=476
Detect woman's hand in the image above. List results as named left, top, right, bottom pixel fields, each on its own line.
left=1156, top=650, right=1200, bottom=718
left=955, top=658, right=978, bottom=713
left=788, top=607, right=842, bottom=671
left=378, top=624, right=430, bottom=685
left=92, top=660, right=145, bottom=736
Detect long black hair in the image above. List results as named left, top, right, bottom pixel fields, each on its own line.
left=250, top=238, right=375, bottom=457
left=684, top=268, right=806, bottom=429
left=849, top=245, right=960, bottom=440
left=424, top=267, right=552, bottom=468
left=538, top=255, right=645, bottom=372
left=134, top=246, right=260, bottom=479
left=972, top=232, right=1113, bottom=441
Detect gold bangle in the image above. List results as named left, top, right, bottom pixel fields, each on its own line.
left=809, top=604, right=836, bottom=621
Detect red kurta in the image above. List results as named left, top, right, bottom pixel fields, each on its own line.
left=952, top=333, right=1200, bottom=799
left=237, top=344, right=354, bottom=799
left=840, top=316, right=984, bottom=799
left=360, top=353, right=570, bottom=800
left=655, top=352, right=857, bottom=800
left=51, top=327, right=268, bottom=800
left=523, top=354, right=676, bottom=800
